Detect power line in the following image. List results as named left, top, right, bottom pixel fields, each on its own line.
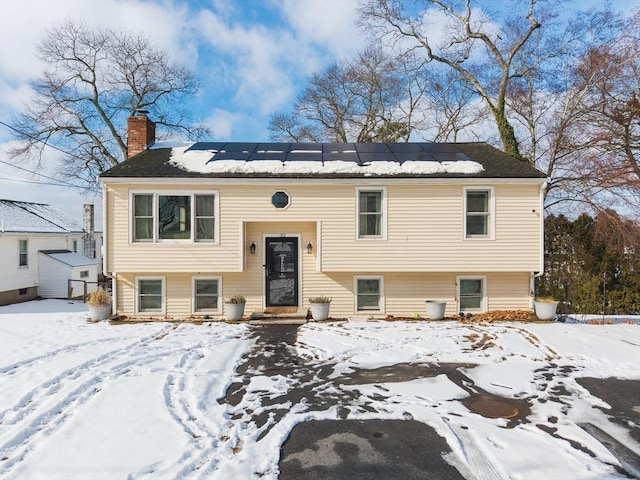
left=0, top=175, right=89, bottom=189
left=0, top=119, right=90, bottom=162
left=0, top=159, right=83, bottom=189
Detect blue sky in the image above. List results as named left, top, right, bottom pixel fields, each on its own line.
left=0, top=0, right=638, bottom=225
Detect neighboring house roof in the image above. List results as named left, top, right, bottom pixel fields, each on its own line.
left=39, top=250, right=98, bottom=267
left=0, top=199, right=84, bottom=234
left=100, top=142, right=547, bottom=180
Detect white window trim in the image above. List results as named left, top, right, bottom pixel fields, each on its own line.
left=129, top=191, right=219, bottom=244
left=191, top=276, right=222, bottom=314
left=463, top=186, right=495, bottom=240
left=457, top=275, right=487, bottom=313
left=355, top=187, right=387, bottom=240
left=18, top=239, right=28, bottom=268
left=354, top=275, right=385, bottom=313
left=135, top=276, right=166, bottom=315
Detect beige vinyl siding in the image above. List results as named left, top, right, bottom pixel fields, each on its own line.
left=485, top=272, right=532, bottom=311
left=107, top=182, right=540, bottom=274
left=321, top=184, right=541, bottom=272
left=114, top=271, right=532, bottom=319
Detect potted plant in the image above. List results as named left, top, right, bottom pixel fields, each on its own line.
left=534, top=297, right=558, bottom=320
left=309, top=296, right=331, bottom=321
left=425, top=300, right=446, bottom=320
left=224, top=295, right=246, bottom=321
left=87, top=289, right=112, bottom=321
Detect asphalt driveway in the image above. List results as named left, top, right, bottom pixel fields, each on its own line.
left=219, top=324, right=640, bottom=479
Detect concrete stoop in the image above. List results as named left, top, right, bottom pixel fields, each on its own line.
left=248, top=308, right=309, bottom=325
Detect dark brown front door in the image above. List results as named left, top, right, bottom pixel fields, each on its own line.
left=265, top=237, right=299, bottom=307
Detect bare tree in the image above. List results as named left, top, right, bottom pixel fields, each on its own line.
left=507, top=8, right=639, bottom=216
left=422, top=69, right=489, bottom=142
left=360, top=0, right=546, bottom=163
left=9, top=20, right=209, bottom=189
left=269, top=46, right=427, bottom=143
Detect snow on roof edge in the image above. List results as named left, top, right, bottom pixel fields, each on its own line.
left=168, top=146, right=485, bottom=176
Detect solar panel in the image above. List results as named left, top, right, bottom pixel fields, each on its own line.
left=211, top=151, right=251, bottom=161
left=256, top=143, right=291, bottom=153
left=353, top=143, right=391, bottom=153
left=357, top=152, right=396, bottom=163
left=289, top=143, right=322, bottom=151
left=394, top=152, right=435, bottom=163
left=221, top=143, right=259, bottom=153
left=388, top=143, right=425, bottom=153
left=323, top=143, right=356, bottom=153
left=185, top=142, right=227, bottom=152
left=248, top=151, right=287, bottom=161
left=287, top=152, right=323, bottom=161
left=322, top=152, right=359, bottom=162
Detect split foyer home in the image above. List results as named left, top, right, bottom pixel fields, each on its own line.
left=99, top=114, right=547, bottom=320
left=0, top=200, right=102, bottom=305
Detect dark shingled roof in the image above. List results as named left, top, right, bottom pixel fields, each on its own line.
left=100, top=142, right=547, bottom=180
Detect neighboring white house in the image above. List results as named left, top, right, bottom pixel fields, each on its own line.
left=38, top=250, right=101, bottom=299
left=0, top=199, right=102, bottom=305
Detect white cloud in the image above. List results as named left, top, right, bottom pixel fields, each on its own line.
left=206, top=109, right=246, bottom=139
left=0, top=141, right=103, bottom=228
left=0, top=0, right=196, bottom=118
left=194, top=8, right=313, bottom=116
left=277, top=0, right=365, bottom=59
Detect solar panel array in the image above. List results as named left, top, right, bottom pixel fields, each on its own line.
left=184, top=143, right=471, bottom=165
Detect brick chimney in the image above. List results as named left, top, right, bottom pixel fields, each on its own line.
left=127, top=111, right=155, bottom=158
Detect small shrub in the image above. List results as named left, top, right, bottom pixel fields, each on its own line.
left=225, top=295, right=246, bottom=304
left=309, top=296, right=331, bottom=304
left=535, top=296, right=558, bottom=303
left=87, top=289, right=110, bottom=306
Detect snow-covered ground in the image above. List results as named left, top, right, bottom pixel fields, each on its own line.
left=0, top=300, right=638, bottom=479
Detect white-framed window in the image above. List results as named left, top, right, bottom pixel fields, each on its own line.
left=457, top=276, right=486, bottom=313
left=80, top=270, right=89, bottom=278
left=354, top=276, right=384, bottom=312
left=72, top=240, right=78, bottom=252
left=136, top=277, right=165, bottom=314
left=192, top=277, right=221, bottom=313
left=356, top=187, right=386, bottom=239
left=464, top=187, right=494, bottom=239
left=131, top=192, right=218, bottom=243
left=18, top=239, right=28, bottom=267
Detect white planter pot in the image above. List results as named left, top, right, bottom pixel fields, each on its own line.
left=425, top=300, right=446, bottom=320
left=310, top=303, right=330, bottom=321
left=88, top=304, right=111, bottom=321
left=225, top=303, right=246, bottom=321
left=534, top=301, right=558, bottom=320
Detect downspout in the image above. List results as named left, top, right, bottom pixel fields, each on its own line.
left=102, top=183, right=108, bottom=278
left=111, top=272, right=117, bottom=318
left=101, top=182, right=112, bottom=315
left=530, top=180, right=548, bottom=308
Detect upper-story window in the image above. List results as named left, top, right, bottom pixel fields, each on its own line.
left=357, top=188, right=386, bottom=239
left=132, top=192, right=217, bottom=243
left=18, top=239, right=28, bottom=267
left=464, top=187, right=494, bottom=239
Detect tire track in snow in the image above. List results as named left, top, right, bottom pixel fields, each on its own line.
left=0, top=324, right=180, bottom=475
left=0, top=337, right=129, bottom=375
left=444, top=418, right=505, bottom=480
left=131, top=328, right=251, bottom=480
